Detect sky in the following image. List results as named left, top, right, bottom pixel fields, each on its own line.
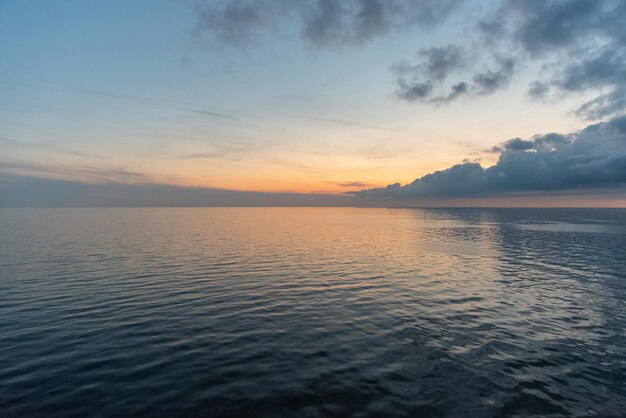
left=1, top=0, right=626, bottom=206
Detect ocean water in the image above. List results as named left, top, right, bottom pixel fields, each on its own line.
left=1, top=207, right=625, bottom=417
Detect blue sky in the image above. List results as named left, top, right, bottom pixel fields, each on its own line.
left=1, top=0, right=625, bottom=206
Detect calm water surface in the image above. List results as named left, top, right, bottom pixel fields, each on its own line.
left=1, top=208, right=625, bottom=417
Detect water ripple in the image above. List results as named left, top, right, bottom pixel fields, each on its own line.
left=1, top=207, right=625, bottom=417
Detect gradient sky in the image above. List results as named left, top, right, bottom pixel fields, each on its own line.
left=1, top=0, right=626, bottom=206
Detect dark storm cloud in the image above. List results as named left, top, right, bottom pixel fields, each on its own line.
left=356, top=114, right=626, bottom=198
left=193, top=0, right=460, bottom=48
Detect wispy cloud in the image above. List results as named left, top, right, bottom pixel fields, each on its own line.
left=324, top=180, right=373, bottom=188
left=0, top=136, right=104, bottom=159
left=295, top=115, right=402, bottom=132
left=1, top=81, right=246, bottom=125
left=0, top=160, right=157, bottom=185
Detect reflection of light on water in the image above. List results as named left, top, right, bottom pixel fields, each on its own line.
left=417, top=241, right=497, bottom=257
left=0, top=207, right=625, bottom=416
left=514, top=221, right=626, bottom=234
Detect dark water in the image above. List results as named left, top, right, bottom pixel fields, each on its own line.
left=1, top=208, right=626, bottom=417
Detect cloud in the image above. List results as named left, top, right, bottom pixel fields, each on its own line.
left=192, top=0, right=460, bottom=48
left=0, top=174, right=360, bottom=207
left=420, top=45, right=465, bottom=81
left=575, top=86, right=626, bottom=120
left=472, top=58, right=515, bottom=95
left=325, top=180, right=372, bottom=188
left=2, top=173, right=623, bottom=208
left=356, top=114, right=626, bottom=198
left=0, top=136, right=103, bottom=159
left=173, top=139, right=258, bottom=161
left=0, top=160, right=158, bottom=185
left=390, top=0, right=626, bottom=119
left=483, top=0, right=606, bottom=56
left=191, top=1, right=626, bottom=119
left=393, top=47, right=515, bottom=104
left=301, top=0, right=460, bottom=47
left=557, top=49, right=626, bottom=119
left=528, top=81, right=549, bottom=99
left=8, top=81, right=245, bottom=125
left=296, top=115, right=402, bottom=132
left=480, top=0, right=626, bottom=119
left=393, top=45, right=464, bottom=102
left=192, top=0, right=289, bottom=47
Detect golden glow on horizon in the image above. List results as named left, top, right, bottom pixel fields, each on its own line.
left=0, top=99, right=604, bottom=196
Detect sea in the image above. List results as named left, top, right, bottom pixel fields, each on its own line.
left=1, top=207, right=625, bottom=417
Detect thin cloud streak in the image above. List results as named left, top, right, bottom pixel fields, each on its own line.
left=1, top=80, right=246, bottom=125
left=295, top=115, right=402, bottom=132
left=0, top=160, right=157, bottom=185
left=0, top=136, right=104, bottom=159
left=324, top=180, right=373, bottom=188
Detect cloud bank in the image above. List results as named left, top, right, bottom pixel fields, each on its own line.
left=356, top=114, right=626, bottom=198
left=0, top=175, right=354, bottom=207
